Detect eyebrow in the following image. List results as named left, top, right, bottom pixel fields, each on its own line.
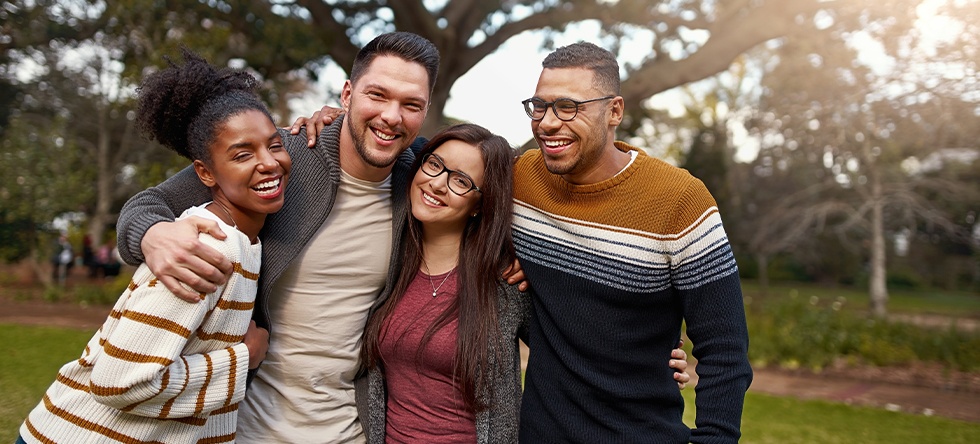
left=226, top=131, right=280, bottom=151
left=431, top=153, right=476, bottom=180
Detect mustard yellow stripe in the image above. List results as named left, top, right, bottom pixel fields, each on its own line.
left=160, top=360, right=186, bottom=418
left=109, top=309, right=123, bottom=319
left=165, top=415, right=208, bottom=426
left=196, top=331, right=246, bottom=343
left=24, top=416, right=57, bottom=444
left=128, top=281, right=139, bottom=291
left=195, top=354, right=213, bottom=416
left=122, top=311, right=192, bottom=338
left=102, top=339, right=173, bottom=366
left=225, top=347, right=237, bottom=407
left=198, top=432, right=236, bottom=443
left=41, top=393, right=166, bottom=444
left=55, top=372, right=90, bottom=393
left=233, top=262, right=259, bottom=280
left=215, top=298, right=255, bottom=311
left=212, top=403, right=239, bottom=415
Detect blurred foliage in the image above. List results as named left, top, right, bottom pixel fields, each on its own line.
left=746, top=292, right=980, bottom=372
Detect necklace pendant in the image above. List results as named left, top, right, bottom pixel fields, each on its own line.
left=432, top=291, right=438, bottom=297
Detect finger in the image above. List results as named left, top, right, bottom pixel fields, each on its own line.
left=670, top=358, right=689, bottom=372
left=678, top=338, right=685, bottom=348
left=674, top=370, right=691, bottom=384
left=671, top=348, right=688, bottom=361
left=180, top=253, right=229, bottom=289
left=194, top=218, right=227, bottom=241
left=677, top=381, right=687, bottom=390
left=319, top=106, right=336, bottom=124
left=288, top=117, right=309, bottom=135
left=518, top=281, right=529, bottom=292
left=158, top=275, right=203, bottom=303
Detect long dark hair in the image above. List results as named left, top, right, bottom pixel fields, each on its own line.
left=362, top=123, right=516, bottom=412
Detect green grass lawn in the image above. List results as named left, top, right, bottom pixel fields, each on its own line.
left=1, top=323, right=94, bottom=441
left=741, top=280, right=980, bottom=318
left=3, top=323, right=979, bottom=443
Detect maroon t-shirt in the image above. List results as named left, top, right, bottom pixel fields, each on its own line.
left=379, top=269, right=476, bottom=443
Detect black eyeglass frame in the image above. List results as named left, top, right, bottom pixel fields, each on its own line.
left=420, top=153, right=483, bottom=196
left=521, top=95, right=617, bottom=121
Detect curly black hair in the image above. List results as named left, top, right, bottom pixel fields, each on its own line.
left=135, top=47, right=273, bottom=163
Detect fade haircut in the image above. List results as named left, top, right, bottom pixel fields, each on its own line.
left=136, top=47, right=272, bottom=163
left=349, top=31, right=441, bottom=95
left=541, top=42, right=621, bottom=96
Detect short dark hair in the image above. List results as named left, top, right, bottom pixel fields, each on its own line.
left=349, top=31, right=441, bottom=95
left=542, top=42, right=621, bottom=95
left=136, top=47, right=273, bottom=163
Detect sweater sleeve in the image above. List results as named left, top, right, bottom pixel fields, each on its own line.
left=87, top=264, right=250, bottom=418
left=671, top=180, right=753, bottom=444
left=115, top=165, right=211, bottom=265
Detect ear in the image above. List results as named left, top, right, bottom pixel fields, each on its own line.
left=341, top=80, right=353, bottom=113
left=193, top=159, right=217, bottom=188
left=608, top=96, right=625, bottom=127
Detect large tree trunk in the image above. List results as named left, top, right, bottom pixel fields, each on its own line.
left=869, top=173, right=889, bottom=318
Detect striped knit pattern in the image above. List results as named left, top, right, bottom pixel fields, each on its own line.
left=21, top=206, right=260, bottom=444
left=514, top=142, right=752, bottom=443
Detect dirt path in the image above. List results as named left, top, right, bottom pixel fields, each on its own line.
left=3, top=294, right=979, bottom=423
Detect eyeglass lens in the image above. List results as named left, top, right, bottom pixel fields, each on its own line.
left=422, top=155, right=476, bottom=195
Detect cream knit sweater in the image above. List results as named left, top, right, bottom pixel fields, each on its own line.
left=20, top=205, right=261, bottom=444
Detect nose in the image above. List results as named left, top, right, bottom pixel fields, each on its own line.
left=536, top=106, right=562, bottom=133
left=379, top=101, right=403, bottom=128
left=256, top=148, right=279, bottom=172
left=429, top=170, right=451, bottom=193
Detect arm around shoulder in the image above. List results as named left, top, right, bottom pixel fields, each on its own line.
left=116, top=165, right=211, bottom=265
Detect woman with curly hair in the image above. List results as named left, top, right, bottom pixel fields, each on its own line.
left=17, top=48, right=291, bottom=444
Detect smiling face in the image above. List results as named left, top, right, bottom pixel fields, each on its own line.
left=410, top=140, right=485, bottom=234
left=194, top=109, right=292, bottom=239
left=340, top=55, right=430, bottom=181
left=530, top=67, right=625, bottom=185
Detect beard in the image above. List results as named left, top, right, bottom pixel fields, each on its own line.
left=346, top=101, right=407, bottom=170
left=541, top=123, right=609, bottom=177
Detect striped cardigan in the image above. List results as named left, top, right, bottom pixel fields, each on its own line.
left=513, top=142, right=752, bottom=443
left=21, top=206, right=260, bottom=444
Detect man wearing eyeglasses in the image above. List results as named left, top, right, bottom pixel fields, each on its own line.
left=512, top=42, right=752, bottom=443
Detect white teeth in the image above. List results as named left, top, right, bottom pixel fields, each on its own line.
left=253, top=178, right=280, bottom=194
left=422, top=192, right=443, bottom=206
left=374, top=129, right=396, bottom=141
left=544, top=140, right=570, bottom=147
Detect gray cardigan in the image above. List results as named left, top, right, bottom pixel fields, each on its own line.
left=362, top=282, right=531, bottom=444
left=115, top=117, right=418, bottom=415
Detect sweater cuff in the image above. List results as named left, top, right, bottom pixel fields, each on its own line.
left=119, top=216, right=168, bottom=266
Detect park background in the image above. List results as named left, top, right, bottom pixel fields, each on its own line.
left=0, top=0, right=978, bottom=442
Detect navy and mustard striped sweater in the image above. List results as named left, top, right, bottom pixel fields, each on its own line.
left=21, top=206, right=260, bottom=444
left=514, top=142, right=752, bottom=444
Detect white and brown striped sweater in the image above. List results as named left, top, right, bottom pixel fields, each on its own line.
left=20, top=205, right=261, bottom=444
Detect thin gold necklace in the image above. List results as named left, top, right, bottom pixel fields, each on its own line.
left=211, top=200, right=238, bottom=228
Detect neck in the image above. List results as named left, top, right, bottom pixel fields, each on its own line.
left=208, top=200, right=263, bottom=244
left=563, top=140, right=630, bottom=185
left=420, top=225, right=463, bottom=275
